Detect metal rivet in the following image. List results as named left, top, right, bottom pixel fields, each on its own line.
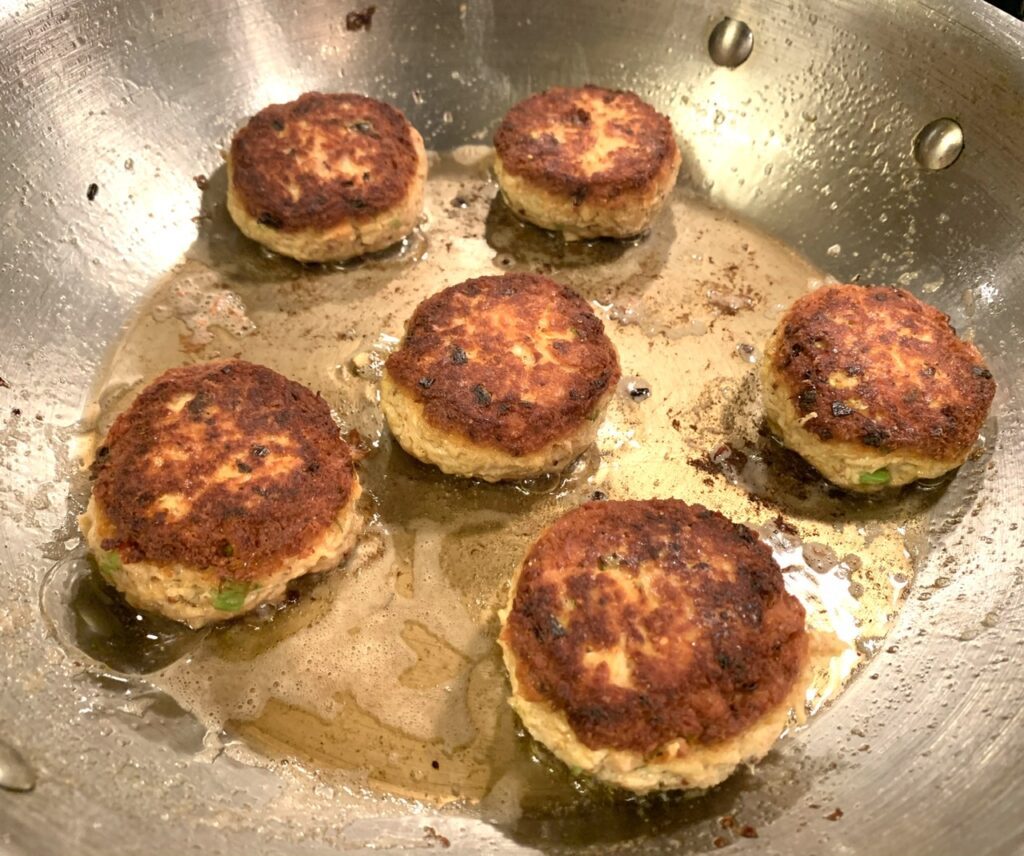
left=709, top=18, right=753, bottom=68
left=914, top=118, right=964, bottom=170
left=0, top=739, right=36, bottom=792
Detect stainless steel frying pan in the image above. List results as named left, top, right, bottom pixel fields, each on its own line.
left=2, top=0, right=1023, bottom=853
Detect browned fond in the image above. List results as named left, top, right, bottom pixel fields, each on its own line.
left=91, top=359, right=357, bottom=579
left=770, top=284, right=996, bottom=459
left=493, top=85, right=678, bottom=203
left=384, top=273, right=621, bottom=456
left=502, top=500, right=808, bottom=754
left=229, top=92, right=421, bottom=231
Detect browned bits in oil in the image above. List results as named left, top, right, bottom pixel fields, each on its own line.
left=86, top=182, right=99, bottom=201
left=345, top=5, right=376, bottom=30
left=422, top=826, right=450, bottom=848
left=193, top=174, right=209, bottom=190
left=825, top=807, right=845, bottom=821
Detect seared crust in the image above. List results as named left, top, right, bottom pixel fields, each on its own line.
left=493, top=85, right=678, bottom=203
left=384, top=273, right=620, bottom=456
left=91, top=360, right=357, bottom=579
left=229, top=92, right=422, bottom=232
left=501, top=500, right=808, bottom=754
left=768, top=284, right=995, bottom=461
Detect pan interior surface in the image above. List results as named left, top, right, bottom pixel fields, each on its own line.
left=62, top=152, right=927, bottom=830
left=1, top=1, right=1023, bottom=854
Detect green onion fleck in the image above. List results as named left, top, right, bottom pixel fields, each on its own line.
left=859, top=468, right=891, bottom=486
left=211, top=581, right=252, bottom=612
left=96, top=549, right=122, bottom=580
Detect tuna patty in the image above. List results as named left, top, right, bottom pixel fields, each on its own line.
left=761, top=284, right=996, bottom=490
left=227, top=91, right=427, bottom=262
left=381, top=273, right=621, bottom=481
left=81, top=359, right=362, bottom=627
left=493, top=84, right=681, bottom=240
left=499, top=499, right=809, bottom=792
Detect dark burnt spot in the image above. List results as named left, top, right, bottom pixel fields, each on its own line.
left=921, top=365, right=936, bottom=378
left=187, top=390, right=212, bottom=417
left=831, top=401, right=854, bottom=417
left=251, top=444, right=270, bottom=458
left=450, top=345, right=468, bottom=365
left=569, top=107, right=591, bottom=125
left=350, top=120, right=379, bottom=138
left=846, top=364, right=862, bottom=376
left=257, top=211, right=283, bottom=229
left=473, top=384, right=492, bottom=406
left=236, top=460, right=253, bottom=473
left=972, top=365, right=993, bottom=380
left=271, top=118, right=285, bottom=131
left=547, top=614, right=567, bottom=638
left=418, top=377, right=434, bottom=389
left=797, top=387, right=817, bottom=411
left=861, top=429, right=887, bottom=448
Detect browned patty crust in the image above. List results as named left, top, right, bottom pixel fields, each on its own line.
left=502, top=500, right=808, bottom=754
left=385, top=273, right=621, bottom=456
left=91, top=360, right=357, bottom=580
left=493, top=85, right=678, bottom=203
left=771, top=284, right=996, bottom=460
left=229, top=92, right=421, bottom=231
